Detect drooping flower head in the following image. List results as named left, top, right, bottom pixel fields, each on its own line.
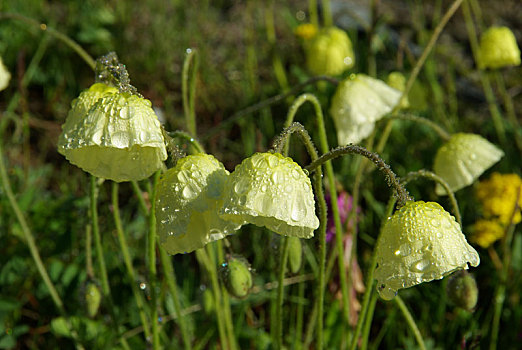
left=433, top=133, right=504, bottom=195
left=375, top=201, right=479, bottom=300
left=304, top=26, right=355, bottom=76
left=155, top=153, right=240, bottom=255
left=478, top=26, right=521, bottom=69
left=58, top=83, right=167, bottom=182
left=0, top=56, right=11, bottom=91
left=220, top=152, right=319, bottom=238
left=330, top=74, right=401, bottom=145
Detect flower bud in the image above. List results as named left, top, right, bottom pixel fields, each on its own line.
left=375, top=201, right=480, bottom=300
left=433, top=133, right=504, bottom=195
left=85, top=282, right=102, bottom=318
left=287, top=236, right=303, bottom=274
left=220, top=256, right=253, bottom=298
left=446, top=271, right=478, bottom=311
left=386, top=72, right=409, bottom=108
left=305, top=27, right=355, bottom=76
left=0, top=56, right=11, bottom=91
left=220, top=152, right=319, bottom=238
left=478, top=26, right=521, bottom=69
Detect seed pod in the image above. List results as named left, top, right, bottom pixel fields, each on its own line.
left=447, top=271, right=478, bottom=311
left=287, top=236, right=303, bottom=274
left=220, top=256, right=253, bottom=298
left=375, top=201, right=480, bottom=300
left=330, top=74, right=401, bottom=145
left=220, top=152, right=319, bottom=238
left=433, top=133, right=504, bottom=195
left=478, top=26, right=521, bottom=69
left=85, top=282, right=102, bottom=318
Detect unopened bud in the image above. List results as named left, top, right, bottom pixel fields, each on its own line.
left=287, top=237, right=303, bottom=274
left=220, top=256, right=253, bottom=298
left=85, top=282, right=102, bottom=318
left=447, top=271, right=478, bottom=311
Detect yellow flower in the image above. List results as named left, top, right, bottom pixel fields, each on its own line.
left=294, top=23, right=318, bottom=40
left=476, top=173, right=522, bottom=225
left=471, top=219, right=505, bottom=248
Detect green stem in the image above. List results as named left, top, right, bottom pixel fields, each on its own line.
left=394, top=296, right=426, bottom=350
left=182, top=49, right=199, bottom=136
left=294, top=279, right=305, bottom=350
left=148, top=172, right=161, bottom=349
left=349, top=198, right=395, bottom=350
left=0, top=145, right=84, bottom=350
left=112, top=183, right=152, bottom=341
left=216, top=240, right=238, bottom=350
left=401, top=170, right=462, bottom=226
left=461, top=0, right=506, bottom=146
left=281, top=93, right=352, bottom=333
left=202, top=76, right=339, bottom=141
left=493, top=71, right=522, bottom=153
left=321, top=0, right=333, bottom=27
left=0, top=13, right=95, bottom=69
left=308, top=0, right=319, bottom=27
left=131, top=181, right=149, bottom=215
left=360, top=289, right=378, bottom=350
left=275, top=237, right=290, bottom=349
left=376, top=0, right=464, bottom=155
left=384, top=113, right=451, bottom=141
left=196, top=248, right=229, bottom=349
left=265, top=1, right=289, bottom=92
left=168, top=130, right=206, bottom=153
left=489, top=188, right=520, bottom=350
left=159, top=248, right=192, bottom=350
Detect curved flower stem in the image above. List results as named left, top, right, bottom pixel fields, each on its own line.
left=0, top=145, right=84, bottom=350
left=0, top=13, right=95, bottom=69
left=383, top=113, right=451, bottom=141
left=349, top=198, right=395, bottom=350
left=271, top=121, right=327, bottom=349
left=461, top=0, right=506, bottom=146
left=112, top=183, right=152, bottom=341
left=279, top=93, right=352, bottom=338
left=148, top=172, right=161, bottom=349
left=275, top=236, right=290, bottom=349
left=202, top=76, right=339, bottom=140
left=401, top=170, right=462, bottom=226
left=306, top=145, right=412, bottom=207
left=394, top=296, right=427, bottom=350
left=158, top=247, right=192, bottom=350
left=182, top=49, right=199, bottom=136
left=375, top=0, right=464, bottom=155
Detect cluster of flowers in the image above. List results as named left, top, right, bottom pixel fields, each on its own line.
left=472, top=173, right=522, bottom=248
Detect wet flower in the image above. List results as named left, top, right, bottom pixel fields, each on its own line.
left=433, top=133, right=504, bottom=195
left=0, top=56, right=11, bottom=91
left=304, top=26, right=355, bottom=76
left=329, top=74, right=401, bottom=145
left=58, top=83, right=167, bottom=182
left=220, top=152, right=319, bottom=238
left=375, top=201, right=480, bottom=300
left=478, top=26, right=521, bottom=69
left=155, top=153, right=240, bottom=255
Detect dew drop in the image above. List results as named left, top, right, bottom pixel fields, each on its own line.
left=140, top=282, right=147, bottom=290
left=182, top=185, right=197, bottom=199
left=412, top=259, right=430, bottom=272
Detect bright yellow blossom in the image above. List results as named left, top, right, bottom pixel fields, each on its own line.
left=294, top=23, right=318, bottom=40
left=476, top=173, right=522, bottom=225
left=471, top=219, right=505, bottom=248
